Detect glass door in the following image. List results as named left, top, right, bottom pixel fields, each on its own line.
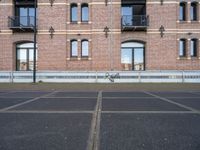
left=17, top=49, right=27, bottom=71
left=19, top=7, right=28, bottom=26
left=122, top=6, right=133, bottom=26
left=121, top=48, right=144, bottom=71
left=17, top=7, right=35, bottom=26
left=121, top=48, right=132, bottom=71
left=28, top=8, right=35, bottom=26
left=133, top=48, right=144, bottom=71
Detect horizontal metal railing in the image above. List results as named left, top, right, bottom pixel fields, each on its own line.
left=121, top=15, right=149, bottom=27
left=0, top=71, right=200, bottom=83
left=8, top=16, right=36, bottom=29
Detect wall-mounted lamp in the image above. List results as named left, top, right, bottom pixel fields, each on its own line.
left=49, top=0, right=55, bottom=7
left=159, top=25, right=165, bottom=38
left=49, top=26, right=55, bottom=39
left=103, top=26, right=110, bottom=38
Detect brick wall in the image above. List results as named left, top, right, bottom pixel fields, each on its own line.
left=0, top=0, right=200, bottom=71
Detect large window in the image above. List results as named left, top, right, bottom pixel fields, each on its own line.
left=81, top=4, right=89, bottom=22
left=179, top=39, right=186, bottom=57
left=71, top=4, right=78, bottom=22
left=121, top=42, right=145, bottom=71
left=191, top=2, right=198, bottom=21
left=15, top=1, right=35, bottom=27
left=121, top=4, right=146, bottom=26
left=81, top=40, right=89, bottom=57
left=179, top=2, right=186, bottom=21
left=16, top=43, right=37, bottom=71
left=71, top=40, right=78, bottom=57
left=190, top=39, right=198, bottom=57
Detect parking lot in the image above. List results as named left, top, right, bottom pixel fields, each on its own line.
left=0, top=90, right=200, bottom=150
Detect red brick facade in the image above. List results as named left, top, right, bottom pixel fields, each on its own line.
left=0, top=0, right=200, bottom=71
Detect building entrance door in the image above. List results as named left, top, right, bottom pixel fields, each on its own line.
left=121, top=42, right=145, bottom=71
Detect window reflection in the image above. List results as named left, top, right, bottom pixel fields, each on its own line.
left=134, top=48, right=144, bottom=71
left=81, top=4, right=89, bottom=22
left=190, top=39, right=197, bottom=57
left=179, top=39, right=186, bottom=57
left=16, top=6, right=35, bottom=27
left=81, top=40, right=89, bottom=57
left=121, top=47, right=144, bottom=71
left=191, top=2, right=197, bottom=21
left=71, top=40, right=78, bottom=57
left=179, top=3, right=186, bottom=21
left=16, top=43, right=37, bottom=71
left=71, top=4, right=78, bottom=22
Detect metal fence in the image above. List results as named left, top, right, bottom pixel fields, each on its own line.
left=0, top=71, right=200, bottom=83
left=8, top=16, right=36, bottom=29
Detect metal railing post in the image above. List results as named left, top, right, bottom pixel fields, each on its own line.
left=33, top=0, right=37, bottom=83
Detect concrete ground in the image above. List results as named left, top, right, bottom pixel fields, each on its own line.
left=0, top=83, right=200, bottom=91
left=0, top=89, right=200, bottom=150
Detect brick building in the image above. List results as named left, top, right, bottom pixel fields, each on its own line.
left=0, top=0, right=200, bottom=72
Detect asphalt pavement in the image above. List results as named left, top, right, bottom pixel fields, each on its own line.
left=0, top=90, right=199, bottom=150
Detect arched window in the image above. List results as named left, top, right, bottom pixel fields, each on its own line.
left=179, top=39, right=186, bottom=57
left=71, top=3, right=78, bottom=22
left=190, top=39, right=198, bottom=57
left=81, top=4, right=89, bottom=22
left=81, top=40, right=89, bottom=57
left=70, top=40, right=78, bottom=57
left=191, top=2, right=198, bottom=21
left=179, top=2, right=186, bottom=21
left=16, top=42, right=37, bottom=71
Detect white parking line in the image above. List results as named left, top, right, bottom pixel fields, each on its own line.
left=0, top=91, right=57, bottom=112
left=103, top=96, right=200, bottom=99
left=0, top=110, right=94, bottom=114
left=0, top=97, right=35, bottom=99
left=102, top=111, right=197, bottom=114
left=43, top=97, right=98, bottom=99
left=0, top=91, right=16, bottom=96
left=103, top=97, right=153, bottom=99
left=144, top=91, right=200, bottom=114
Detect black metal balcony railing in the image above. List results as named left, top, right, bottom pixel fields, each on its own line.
left=8, top=16, right=35, bottom=31
left=121, top=15, right=149, bottom=31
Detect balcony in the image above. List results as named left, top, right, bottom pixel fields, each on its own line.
left=8, top=16, right=36, bottom=32
left=121, top=15, right=149, bottom=31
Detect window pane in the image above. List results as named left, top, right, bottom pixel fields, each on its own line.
left=19, top=7, right=28, bottom=26
left=19, top=7, right=28, bottom=16
left=71, top=5, right=77, bottom=22
left=121, top=48, right=132, bottom=71
left=134, top=48, right=144, bottom=71
left=29, top=49, right=33, bottom=71
left=82, top=41, right=89, bottom=56
left=179, top=3, right=185, bottom=21
left=190, top=40, right=197, bottom=56
left=191, top=3, right=197, bottom=21
left=121, top=48, right=132, bottom=64
left=17, top=49, right=27, bottom=71
left=29, top=8, right=35, bottom=25
left=179, top=40, right=185, bottom=56
left=29, top=8, right=35, bottom=17
left=122, top=6, right=133, bottom=26
left=82, top=5, right=89, bottom=21
left=71, top=41, right=78, bottom=56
